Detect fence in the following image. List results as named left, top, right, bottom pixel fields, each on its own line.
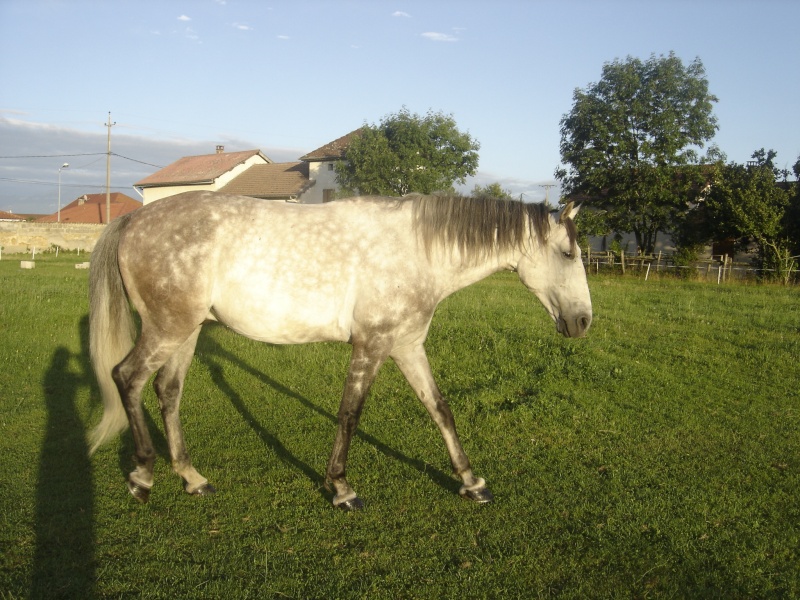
left=583, top=249, right=799, bottom=284
left=0, top=222, right=104, bottom=254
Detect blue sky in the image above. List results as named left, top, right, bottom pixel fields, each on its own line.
left=1, top=0, right=798, bottom=214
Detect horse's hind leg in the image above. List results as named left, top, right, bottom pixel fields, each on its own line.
left=153, top=326, right=214, bottom=496
left=113, top=326, right=198, bottom=503
left=391, top=343, right=493, bottom=503
left=112, top=340, right=168, bottom=502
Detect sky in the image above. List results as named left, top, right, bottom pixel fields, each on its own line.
left=1, top=0, right=798, bottom=215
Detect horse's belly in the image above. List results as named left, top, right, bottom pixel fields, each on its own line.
left=210, top=289, right=352, bottom=345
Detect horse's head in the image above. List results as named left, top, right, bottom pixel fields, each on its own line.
left=516, top=202, right=592, bottom=338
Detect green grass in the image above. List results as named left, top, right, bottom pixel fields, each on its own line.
left=0, top=253, right=798, bottom=598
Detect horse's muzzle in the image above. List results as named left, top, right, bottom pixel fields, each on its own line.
left=556, top=312, right=592, bottom=338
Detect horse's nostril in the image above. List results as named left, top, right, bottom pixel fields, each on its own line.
left=579, top=315, right=591, bottom=333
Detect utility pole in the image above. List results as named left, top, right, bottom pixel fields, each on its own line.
left=540, top=184, right=555, bottom=206
left=105, top=112, right=116, bottom=224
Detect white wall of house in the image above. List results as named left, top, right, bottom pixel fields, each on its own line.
left=303, top=160, right=340, bottom=203
left=139, top=154, right=270, bottom=205
left=140, top=183, right=216, bottom=205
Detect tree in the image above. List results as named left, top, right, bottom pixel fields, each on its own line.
left=701, top=150, right=793, bottom=282
left=470, top=182, right=516, bottom=201
left=556, top=52, right=719, bottom=254
left=335, top=108, right=480, bottom=196
left=785, top=156, right=800, bottom=257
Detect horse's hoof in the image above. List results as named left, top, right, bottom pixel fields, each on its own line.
left=336, top=496, right=364, bottom=511
left=190, top=483, right=216, bottom=497
left=128, top=481, right=151, bottom=504
left=460, top=486, right=494, bottom=504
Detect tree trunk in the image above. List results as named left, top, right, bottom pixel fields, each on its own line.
left=634, top=229, right=658, bottom=255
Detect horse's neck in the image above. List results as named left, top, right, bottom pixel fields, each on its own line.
left=432, top=245, right=520, bottom=298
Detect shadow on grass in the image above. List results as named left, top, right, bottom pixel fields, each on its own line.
left=31, top=318, right=95, bottom=598
left=197, top=331, right=459, bottom=499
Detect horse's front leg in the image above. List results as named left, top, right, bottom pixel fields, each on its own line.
left=326, top=340, right=388, bottom=510
left=391, top=344, right=493, bottom=504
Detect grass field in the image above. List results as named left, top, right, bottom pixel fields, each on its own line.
left=0, top=253, right=798, bottom=599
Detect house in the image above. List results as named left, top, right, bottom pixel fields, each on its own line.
left=134, top=147, right=272, bottom=205
left=35, top=193, right=141, bottom=224
left=218, top=162, right=314, bottom=199
left=299, top=129, right=363, bottom=203
left=134, top=130, right=364, bottom=205
left=0, top=210, right=25, bottom=222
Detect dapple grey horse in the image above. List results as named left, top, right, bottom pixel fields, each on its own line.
left=88, top=192, right=592, bottom=510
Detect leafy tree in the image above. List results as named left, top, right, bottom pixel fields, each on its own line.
left=701, top=150, right=793, bottom=282
left=470, top=182, right=516, bottom=201
left=556, top=52, right=719, bottom=254
left=335, top=108, right=480, bottom=196
left=785, top=157, right=800, bottom=257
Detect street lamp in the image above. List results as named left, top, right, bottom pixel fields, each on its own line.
left=57, top=163, right=69, bottom=222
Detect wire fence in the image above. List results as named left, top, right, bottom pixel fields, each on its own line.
left=583, top=250, right=800, bottom=284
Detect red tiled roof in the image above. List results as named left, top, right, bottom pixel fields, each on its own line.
left=35, top=193, right=142, bottom=224
left=300, top=129, right=364, bottom=161
left=135, top=149, right=270, bottom=187
left=218, top=162, right=314, bottom=199
left=0, top=210, right=25, bottom=221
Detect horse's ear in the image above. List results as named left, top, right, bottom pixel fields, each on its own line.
left=559, top=202, right=580, bottom=223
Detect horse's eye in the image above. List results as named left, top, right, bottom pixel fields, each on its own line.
left=562, top=251, right=574, bottom=260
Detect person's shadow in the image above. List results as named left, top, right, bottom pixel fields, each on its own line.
left=31, top=339, right=95, bottom=599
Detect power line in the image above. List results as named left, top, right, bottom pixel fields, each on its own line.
left=0, top=153, right=105, bottom=159
left=0, top=152, right=163, bottom=168
left=0, top=177, right=131, bottom=190
left=111, top=153, right=163, bottom=168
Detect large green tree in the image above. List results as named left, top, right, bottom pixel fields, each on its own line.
left=335, top=108, right=480, bottom=196
left=556, top=52, right=719, bottom=253
left=700, top=150, right=794, bottom=282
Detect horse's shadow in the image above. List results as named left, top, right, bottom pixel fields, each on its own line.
left=195, top=329, right=459, bottom=500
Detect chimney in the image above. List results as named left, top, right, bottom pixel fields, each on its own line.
left=216, top=145, right=224, bottom=154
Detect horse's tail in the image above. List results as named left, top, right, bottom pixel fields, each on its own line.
left=88, top=214, right=136, bottom=454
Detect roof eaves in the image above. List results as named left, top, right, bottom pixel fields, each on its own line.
left=136, top=179, right=215, bottom=189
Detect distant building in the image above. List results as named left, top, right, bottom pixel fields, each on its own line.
left=299, top=129, right=363, bottom=204
left=0, top=210, right=25, bottom=222
left=134, top=149, right=273, bottom=205
left=133, top=131, right=364, bottom=205
left=35, top=193, right=141, bottom=224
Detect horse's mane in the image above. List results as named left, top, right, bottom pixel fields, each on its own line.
left=409, top=194, right=568, bottom=262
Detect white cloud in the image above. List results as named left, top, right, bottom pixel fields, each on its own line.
left=421, top=31, right=458, bottom=42
left=233, top=23, right=253, bottom=31
left=392, top=11, right=411, bottom=18
left=277, top=35, right=290, bottom=40
left=178, top=15, right=191, bottom=22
